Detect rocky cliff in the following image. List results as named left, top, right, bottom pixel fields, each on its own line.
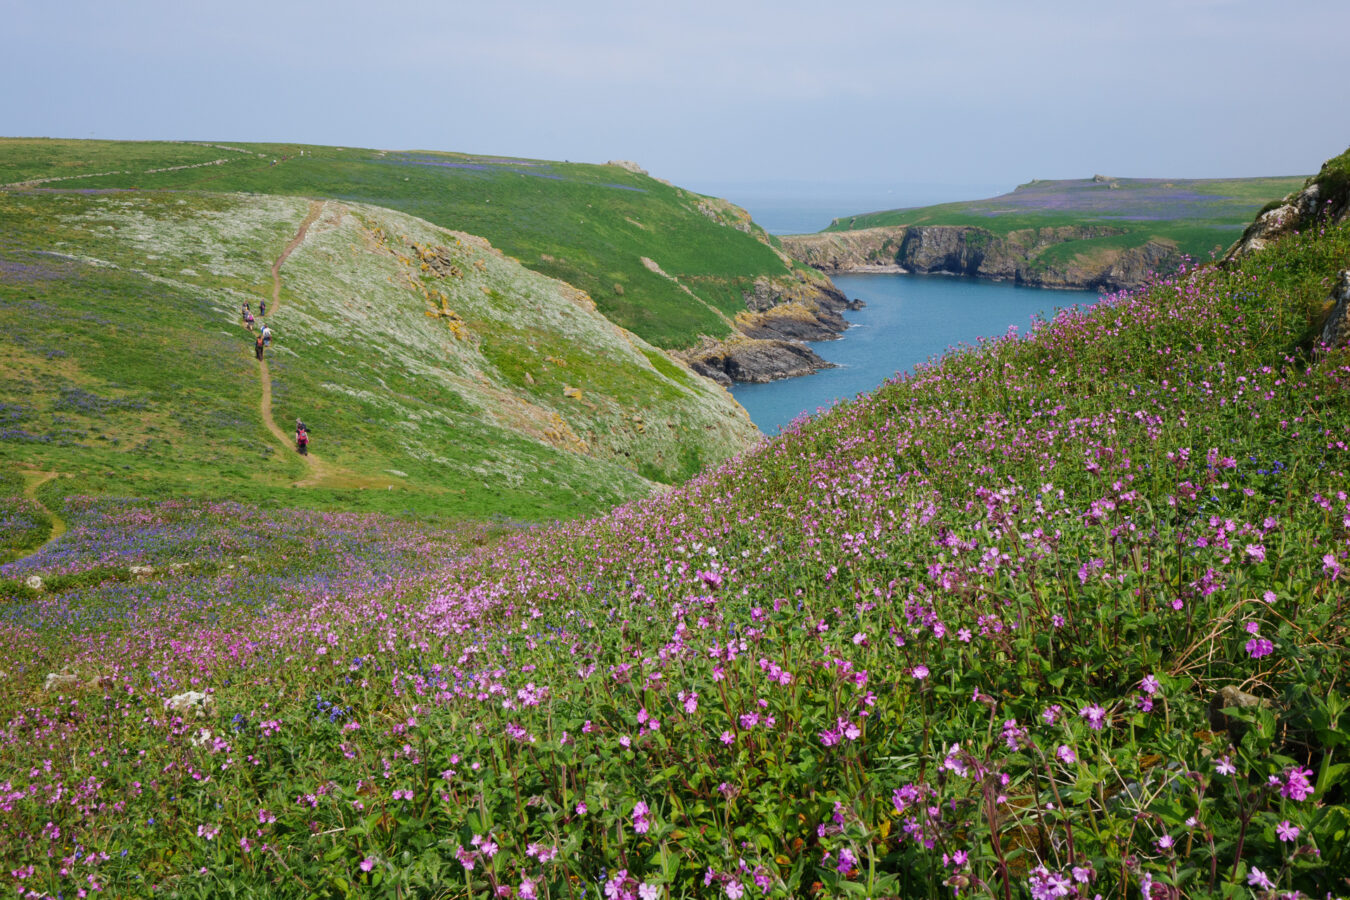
left=675, top=273, right=857, bottom=384
left=1224, top=150, right=1350, bottom=262
left=782, top=224, right=1184, bottom=292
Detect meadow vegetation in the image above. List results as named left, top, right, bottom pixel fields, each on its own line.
left=0, top=180, right=758, bottom=522
left=0, top=139, right=816, bottom=352
left=2, top=174, right=1348, bottom=900
left=826, top=176, right=1310, bottom=264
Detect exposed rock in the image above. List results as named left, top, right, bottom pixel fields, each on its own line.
left=43, top=672, right=79, bottom=692
left=607, top=160, right=648, bottom=175
left=1319, top=270, right=1350, bottom=350
left=1224, top=183, right=1325, bottom=261
left=129, top=565, right=155, bottom=577
left=683, top=339, right=835, bottom=386
left=25, top=575, right=44, bottom=591
left=1225, top=152, right=1350, bottom=262
left=1208, top=685, right=1271, bottom=742
left=783, top=224, right=1181, bottom=292
left=166, top=690, right=213, bottom=718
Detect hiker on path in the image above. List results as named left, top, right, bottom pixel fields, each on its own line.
left=261, top=324, right=272, bottom=347
left=295, top=419, right=309, bottom=455
left=244, top=310, right=255, bottom=332
left=254, top=334, right=265, bottom=360
left=259, top=299, right=266, bottom=317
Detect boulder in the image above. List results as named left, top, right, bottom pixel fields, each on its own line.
left=1208, top=685, right=1271, bottom=742
left=1319, top=270, right=1350, bottom=350
left=43, top=672, right=79, bottom=692
left=25, top=575, right=44, bottom=591
left=686, top=339, right=835, bottom=386
left=166, top=690, right=213, bottom=718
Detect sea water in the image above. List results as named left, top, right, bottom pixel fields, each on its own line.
left=730, top=273, right=1101, bottom=435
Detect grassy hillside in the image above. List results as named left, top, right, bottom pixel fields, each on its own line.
left=0, top=186, right=759, bottom=524
left=0, top=138, right=825, bottom=351
left=825, top=174, right=1308, bottom=261
left=2, top=152, right=1347, bottom=899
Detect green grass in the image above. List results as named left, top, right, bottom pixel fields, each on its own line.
left=2, top=196, right=1348, bottom=899
left=0, top=184, right=758, bottom=523
left=0, top=139, right=806, bottom=351
left=825, top=175, right=1309, bottom=261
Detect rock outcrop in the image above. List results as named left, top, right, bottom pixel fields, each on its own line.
left=1320, top=270, right=1350, bottom=351
left=676, top=273, right=858, bottom=383
left=1224, top=151, right=1350, bottom=262
left=783, top=224, right=1184, bottom=293
left=681, top=338, right=835, bottom=386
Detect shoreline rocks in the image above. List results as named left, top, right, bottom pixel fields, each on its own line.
left=782, top=224, right=1184, bottom=293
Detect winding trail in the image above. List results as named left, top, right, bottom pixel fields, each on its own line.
left=259, top=201, right=329, bottom=486
left=8, top=470, right=67, bottom=564
left=259, top=201, right=400, bottom=491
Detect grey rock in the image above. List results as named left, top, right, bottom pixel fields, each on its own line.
left=687, top=340, right=835, bottom=385
left=1208, top=685, right=1271, bottom=741
left=43, top=672, right=79, bottom=692
left=1319, top=270, right=1350, bottom=350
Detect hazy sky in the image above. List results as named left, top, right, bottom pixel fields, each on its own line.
left=6, top=0, right=1348, bottom=196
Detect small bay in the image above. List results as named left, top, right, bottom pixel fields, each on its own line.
left=730, top=273, right=1101, bottom=434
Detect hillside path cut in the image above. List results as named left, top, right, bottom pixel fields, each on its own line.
left=258, top=201, right=400, bottom=491
left=7, top=470, right=68, bottom=565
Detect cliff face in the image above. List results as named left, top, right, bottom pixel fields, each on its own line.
left=783, top=225, right=1185, bottom=293
left=1224, top=150, right=1350, bottom=262
left=676, top=274, right=855, bottom=384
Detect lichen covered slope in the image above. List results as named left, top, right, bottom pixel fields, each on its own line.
left=0, top=189, right=759, bottom=518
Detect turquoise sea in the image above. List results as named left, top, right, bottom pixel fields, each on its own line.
left=730, top=272, right=1101, bottom=434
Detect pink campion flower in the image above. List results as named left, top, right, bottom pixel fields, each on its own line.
left=1079, top=704, right=1108, bottom=730
left=1247, top=867, right=1275, bottom=890
left=1245, top=621, right=1261, bottom=635
left=1282, top=766, right=1315, bottom=801
left=1214, top=755, right=1237, bottom=776
left=1263, top=590, right=1278, bottom=604
left=575, top=802, right=588, bottom=816
left=1140, top=675, right=1161, bottom=695
left=724, top=881, right=744, bottom=899
left=518, top=879, right=537, bottom=900
left=638, top=883, right=660, bottom=900
left=678, top=691, right=698, bottom=714
left=912, top=665, right=929, bottom=680
left=1246, top=637, right=1274, bottom=659
left=1056, top=744, right=1076, bottom=764
left=196, top=824, right=219, bottom=841
left=1027, top=865, right=1072, bottom=900
left=604, top=870, right=630, bottom=899
left=1042, top=704, right=1062, bottom=725
left=359, top=858, right=376, bottom=872
left=258, top=809, right=276, bottom=824
left=1276, top=820, right=1300, bottom=842
left=720, top=730, right=735, bottom=745
left=835, top=848, right=857, bottom=874
left=1245, top=544, right=1266, bottom=562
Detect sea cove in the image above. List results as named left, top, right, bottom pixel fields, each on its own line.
left=731, top=273, right=1101, bottom=433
